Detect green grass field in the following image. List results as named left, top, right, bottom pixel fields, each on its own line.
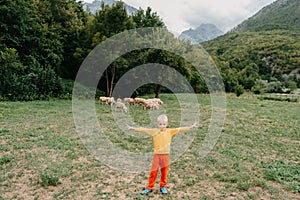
left=0, top=94, right=299, bottom=199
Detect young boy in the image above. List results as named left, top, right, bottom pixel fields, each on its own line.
left=128, top=114, right=198, bottom=195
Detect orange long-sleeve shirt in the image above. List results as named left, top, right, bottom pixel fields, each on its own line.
left=133, top=127, right=192, bottom=154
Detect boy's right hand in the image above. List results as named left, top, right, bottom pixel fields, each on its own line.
left=127, top=125, right=135, bottom=130
left=190, top=122, right=198, bottom=129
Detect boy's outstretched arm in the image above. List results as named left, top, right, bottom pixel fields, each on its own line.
left=127, top=125, right=155, bottom=135
left=172, top=121, right=199, bottom=135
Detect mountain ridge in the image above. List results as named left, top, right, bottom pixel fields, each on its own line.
left=179, top=23, right=224, bottom=44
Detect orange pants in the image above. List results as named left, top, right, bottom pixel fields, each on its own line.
left=146, top=154, right=170, bottom=190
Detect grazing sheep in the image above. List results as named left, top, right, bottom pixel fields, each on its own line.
left=99, top=96, right=108, bottom=104
left=124, top=97, right=135, bottom=105
left=141, top=99, right=160, bottom=110
left=134, top=97, right=146, bottom=105
left=150, top=98, right=164, bottom=105
left=106, top=97, right=115, bottom=105
left=115, top=100, right=128, bottom=113
left=99, top=96, right=115, bottom=105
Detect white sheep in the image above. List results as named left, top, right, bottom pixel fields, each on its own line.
left=115, top=100, right=128, bottom=113
left=149, top=98, right=164, bottom=105
left=141, top=99, right=160, bottom=110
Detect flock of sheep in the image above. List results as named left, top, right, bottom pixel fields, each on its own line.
left=99, top=96, right=164, bottom=112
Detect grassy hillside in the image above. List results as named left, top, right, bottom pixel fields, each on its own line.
left=203, top=30, right=300, bottom=75
left=201, top=0, right=300, bottom=93
left=202, top=30, right=300, bottom=92
left=0, top=94, right=299, bottom=199
left=230, top=0, right=300, bottom=32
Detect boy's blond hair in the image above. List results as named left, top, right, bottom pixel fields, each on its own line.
left=157, top=114, right=168, bottom=122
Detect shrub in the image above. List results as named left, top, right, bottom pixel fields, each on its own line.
left=266, top=81, right=284, bottom=93
left=0, top=47, right=64, bottom=101
left=39, top=171, right=61, bottom=187
left=287, top=80, right=297, bottom=92
left=0, top=154, right=13, bottom=166
left=252, top=79, right=267, bottom=94
left=234, top=84, right=244, bottom=97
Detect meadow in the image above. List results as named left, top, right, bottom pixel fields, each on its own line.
left=0, top=94, right=299, bottom=200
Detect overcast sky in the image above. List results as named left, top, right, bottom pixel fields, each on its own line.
left=84, top=0, right=277, bottom=35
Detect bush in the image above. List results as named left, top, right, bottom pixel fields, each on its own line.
left=0, top=154, right=13, bottom=166
left=266, top=81, right=284, bottom=93
left=252, top=79, right=267, bottom=94
left=287, top=80, right=297, bottom=92
left=39, top=172, right=61, bottom=187
left=2, top=64, right=63, bottom=101
left=234, top=84, right=244, bottom=97
left=0, top=47, right=64, bottom=101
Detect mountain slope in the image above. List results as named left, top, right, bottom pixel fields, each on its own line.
left=203, top=30, right=300, bottom=75
left=179, top=23, right=223, bottom=44
left=83, top=0, right=137, bottom=15
left=202, top=30, right=300, bottom=92
left=202, top=0, right=300, bottom=91
left=230, top=0, right=300, bottom=32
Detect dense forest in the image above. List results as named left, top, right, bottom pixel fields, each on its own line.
left=0, top=0, right=299, bottom=100
left=0, top=0, right=167, bottom=100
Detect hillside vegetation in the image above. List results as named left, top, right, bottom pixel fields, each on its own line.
left=202, top=30, right=300, bottom=89
left=203, top=0, right=300, bottom=94
left=230, top=0, right=300, bottom=32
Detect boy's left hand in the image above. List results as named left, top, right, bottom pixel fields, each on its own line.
left=190, top=122, right=198, bottom=129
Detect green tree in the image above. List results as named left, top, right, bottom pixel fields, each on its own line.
left=221, top=68, right=238, bottom=93
left=35, top=0, right=89, bottom=79
left=0, top=0, right=63, bottom=69
left=267, top=81, right=284, bottom=93
left=90, top=1, right=135, bottom=39
left=238, top=63, right=259, bottom=89
left=0, top=0, right=64, bottom=100
left=146, top=48, right=193, bottom=97
left=132, top=7, right=164, bottom=28
left=87, top=2, right=168, bottom=97
left=90, top=2, right=135, bottom=96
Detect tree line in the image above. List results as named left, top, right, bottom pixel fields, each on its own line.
left=1, top=0, right=298, bottom=101
left=1, top=0, right=181, bottom=100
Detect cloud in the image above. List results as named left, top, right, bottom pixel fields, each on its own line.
left=84, top=0, right=277, bottom=35
left=182, top=0, right=277, bottom=32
